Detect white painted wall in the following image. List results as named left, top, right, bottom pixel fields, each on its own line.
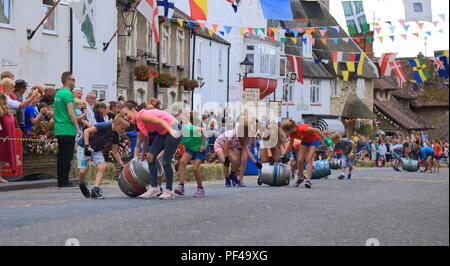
left=72, top=0, right=117, bottom=101
left=190, top=34, right=230, bottom=114
left=0, top=0, right=70, bottom=89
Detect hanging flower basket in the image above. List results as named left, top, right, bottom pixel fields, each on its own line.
left=134, top=65, right=159, bottom=81
left=155, top=73, right=177, bottom=88
left=179, top=78, right=200, bottom=91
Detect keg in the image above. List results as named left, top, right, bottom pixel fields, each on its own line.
left=259, top=163, right=291, bottom=186
left=401, top=159, right=420, bottom=172
left=311, top=160, right=332, bottom=179
left=118, top=158, right=165, bottom=197
left=329, top=159, right=342, bottom=170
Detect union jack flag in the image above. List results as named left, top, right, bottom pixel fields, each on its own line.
left=431, top=56, right=449, bottom=79
left=431, top=57, right=445, bottom=70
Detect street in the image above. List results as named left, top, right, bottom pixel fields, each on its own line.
left=0, top=168, right=448, bottom=246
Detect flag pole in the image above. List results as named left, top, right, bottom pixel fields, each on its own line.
left=103, top=0, right=141, bottom=52
left=27, top=0, right=62, bottom=40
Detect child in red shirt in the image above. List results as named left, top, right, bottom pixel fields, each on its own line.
left=281, top=119, right=325, bottom=189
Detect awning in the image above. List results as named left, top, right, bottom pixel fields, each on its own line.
left=317, top=118, right=345, bottom=134
left=243, top=77, right=278, bottom=99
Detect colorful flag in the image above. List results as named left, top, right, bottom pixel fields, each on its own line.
left=137, top=0, right=160, bottom=43
left=431, top=56, right=449, bottom=78
left=409, top=58, right=431, bottom=84
left=389, top=61, right=407, bottom=87
left=357, top=52, right=366, bottom=75
left=287, top=55, right=303, bottom=84
left=379, top=53, right=398, bottom=76
left=332, top=51, right=343, bottom=74
left=259, top=0, right=293, bottom=20
left=342, top=1, right=369, bottom=35
left=226, top=0, right=241, bottom=13
left=157, top=0, right=175, bottom=18
left=189, top=0, right=207, bottom=20
left=70, top=0, right=96, bottom=48
left=403, top=0, right=432, bottom=22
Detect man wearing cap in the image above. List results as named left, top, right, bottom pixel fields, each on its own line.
left=14, top=79, right=28, bottom=131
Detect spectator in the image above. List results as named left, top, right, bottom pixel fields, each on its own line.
left=75, top=98, right=91, bottom=130
left=94, top=102, right=108, bottom=123
left=23, top=90, right=48, bottom=136
left=107, top=101, right=118, bottom=120
left=13, top=79, right=28, bottom=131
left=54, top=72, right=81, bottom=188
left=73, top=88, right=83, bottom=99
left=39, top=87, right=56, bottom=106
left=85, top=92, right=97, bottom=126
left=0, top=71, right=14, bottom=92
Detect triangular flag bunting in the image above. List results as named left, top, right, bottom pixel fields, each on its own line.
left=240, top=27, right=246, bottom=35
left=219, top=31, right=225, bottom=36
left=291, top=38, right=297, bottom=44
left=198, top=23, right=206, bottom=30
left=320, top=38, right=327, bottom=45
left=311, top=38, right=316, bottom=46
left=331, top=38, right=338, bottom=44
left=177, top=19, right=184, bottom=27
left=401, top=34, right=407, bottom=40
left=212, top=24, right=219, bottom=32
left=208, top=29, right=214, bottom=36
left=375, top=27, right=382, bottom=34
left=293, top=29, right=299, bottom=37
left=425, top=31, right=432, bottom=36
left=331, top=26, right=339, bottom=35
left=433, top=21, right=439, bottom=27
left=271, top=28, right=278, bottom=35
left=302, top=38, right=307, bottom=44
left=353, top=37, right=361, bottom=43
left=343, top=38, right=350, bottom=43
left=439, top=13, right=446, bottom=21
left=320, top=29, right=327, bottom=36
left=398, top=19, right=405, bottom=26
left=248, top=27, right=254, bottom=35
left=404, top=25, right=410, bottom=32
left=417, top=22, right=424, bottom=29
left=366, top=36, right=373, bottom=43
left=224, top=26, right=232, bottom=34
left=389, top=35, right=395, bottom=41
left=378, top=36, right=384, bottom=42
left=280, top=38, right=287, bottom=44
left=267, top=28, right=273, bottom=35
left=412, top=33, right=419, bottom=37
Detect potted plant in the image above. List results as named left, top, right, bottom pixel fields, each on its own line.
left=134, top=65, right=159, bottom=81
left=179, top=78, right=200, bottom=91
left=154, top=73, right=177, bottom=88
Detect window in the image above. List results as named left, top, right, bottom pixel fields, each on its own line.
left=270, top=55, right=277, bottom=76
left=93, top=85, right=107, bottom=100
left=413, top=3, right=423, bottom=13
left=357, top=79, right=365, bottom=98
left=0, top=0, right=11, bottom=25
left=197, top=40, right=202, bottom=77
left=310, top=79, right=321, bottom=104
left=218, top=48, right=223, bottom=80
left=280, top=57, right=287, bottom=77
left=162, top=27, right=169, bottom=63
left=176, top=30, right=184, bottom=66
left=42, top=0, right=56, bottom=32
left=246, top=54, right=254, bottom=74
left=247, top=45, right=255, bottom=51
left=331, top=78, right=341, bottom=96
left=260, top=54, right=269, bottom=74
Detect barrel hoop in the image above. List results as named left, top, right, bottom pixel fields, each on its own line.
left=273, top=163, right=279, bottom=186
left=124, top=164, right=147, bottom=193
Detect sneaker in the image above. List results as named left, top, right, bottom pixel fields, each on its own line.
left=79, top=183, right=91, bottom=198
left=140, top=186, right=161, bottom=199
left=225, top=178, right=232, bottom=188
left=90, top=188, right=105, bottom=199
left=174, top=184, right=185, bottom=196
left=295, top=178, right=304, bottom=187
left=193, top=188, right=205, bottom=198
left=347, top=173, right=352, bottom=179
left=232, top=180, right=246, bottom=187
left=338, top=174, right=346, bottom=180
left=305, top=181, right=312, bottom=189
left=229, top=175, right=242, bottom=187
left=159, top=189, right=176, bottom=200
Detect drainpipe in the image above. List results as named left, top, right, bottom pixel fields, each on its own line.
left=69, top=8, right=73, bottom=73
left=191, top=32, right=197, bottom=111
left=227, top=44, right=231, bottom=108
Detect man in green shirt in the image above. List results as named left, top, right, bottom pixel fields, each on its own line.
left=54, top=72, right=82, bottom=189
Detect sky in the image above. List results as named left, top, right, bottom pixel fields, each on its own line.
left=329, top=0, right=449, bottom=57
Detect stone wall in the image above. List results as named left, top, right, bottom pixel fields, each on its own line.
left=330, top=79, right=374, bottom=116
left=413, top=106, right=450, bottom=141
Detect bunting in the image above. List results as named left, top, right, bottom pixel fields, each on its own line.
left=431, top=56, right=449, bottom=79
left=409, top=58, right=431, bottom=84
left=390, top=61, right=407, bottom=88
left=379, top=53, right=398, bottom=76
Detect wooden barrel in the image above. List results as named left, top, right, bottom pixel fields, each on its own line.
left=259, top=163, right=291, bottom=186
left=118, top=158, right=165, bottom=197
left=402, top=159, right=420, bottom=172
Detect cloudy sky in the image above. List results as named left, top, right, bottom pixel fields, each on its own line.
left=329, top=0, right=449, bottom=57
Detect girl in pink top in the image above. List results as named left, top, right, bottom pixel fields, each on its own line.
left=120, top=102, right=181, bottom=200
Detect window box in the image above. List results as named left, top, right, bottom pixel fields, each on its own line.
left=177, top=65, right=185, bottom=71
left=127, top=56, right=139, bottom=62
left=162, top=63, right=173, bottom=68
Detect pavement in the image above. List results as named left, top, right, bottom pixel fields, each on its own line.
left=0, top=168, right=448, bottom=246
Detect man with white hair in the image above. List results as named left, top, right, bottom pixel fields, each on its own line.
left=73, top=88, right=83, bottom=99
left=85, top=92, right=97, bottom=126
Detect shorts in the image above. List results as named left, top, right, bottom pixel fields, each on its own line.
left=434, top=155, right=443, bottom=161
left=77, top=146, right=105, bottom=169
left=301, top=138, right=320, bottom=147
left=335, top=154, right=354, bottom=168
left=287, top=151, right=297, bottom=160
left=185, top=149, right=207, bottom=160
left=392, top=152, right=402, bottom=160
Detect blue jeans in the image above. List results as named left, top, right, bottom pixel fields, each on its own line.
left=147, top=133, right=182, bottom=190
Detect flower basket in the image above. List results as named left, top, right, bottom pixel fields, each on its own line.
left=154, top=73, right=177, bottom=88
left=134, top=65, right=159, bottom=81
left=179, top=78, right=199, bottom=91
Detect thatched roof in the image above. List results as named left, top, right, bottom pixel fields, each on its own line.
left=374, top=77, right=401, bottom=91
left=374, top=97, right=432, bottom=130
left=273, top=0, right=379, bottom=80
left=341, top=94, right=376, bottom=119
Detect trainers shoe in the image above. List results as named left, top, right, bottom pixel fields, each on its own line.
left=338, top=174, right=346, bottom=180
left=225, top=178, right=232, bottom=187
left=159, top=189, right=176, bottom=200
left=229, top=175, right=242, bottom=187
left=193, top=188, right=205, bottom=198
left=295, top=178, right=304, bottom=187
left=79, top=183, right=91, bottom=198
left=347, top=173, right=352, bottom=179
left=305, top=181, right=312, bottom=189
left=90, top=188, right=105, bottom=199
left=140, top=186, right=161, bottom=199
left=174, top=184, right=185, bottom=196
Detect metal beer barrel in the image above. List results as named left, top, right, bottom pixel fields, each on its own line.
left=402, top=159, right=420, bottom=172
left=118, top=158, right=165, bottom=197
left=311, top=160, right=332, bottom=179
left=259, top=163, right=291, bottom=186
left=329, top=159, right=342, bottom=170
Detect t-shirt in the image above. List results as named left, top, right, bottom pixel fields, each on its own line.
left=77, top=122, right=119, bottom=152
left=24, top=105, right=39, bottom=132
left=180, top=124, right=208, bottom=152
left=333, top=139, right=354, bottom=156
left=378, top=144, right=387, bottom=156
left=215, top=130, right=241, bottom=149
left=54, top=88, right=77, bottom=136
left=420, top=146, right=434, bottom=161
left=324, top=137, right=333, bottom=149
left=136, top=109, right=176, bottom=135
left=433, top=144, right=442, bottom=156
left=289, top=124, right=319, bottom=143
left=5, top=94, right=20, bottom=113
left=392, top=144, right=404, bottom=154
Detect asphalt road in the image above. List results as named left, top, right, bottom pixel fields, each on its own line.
left=0, top=168, right=448, bottom=246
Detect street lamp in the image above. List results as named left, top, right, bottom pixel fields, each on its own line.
left=119, top=4, right=137, bottom=37
left=240, top=55, right=253, bottom=80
